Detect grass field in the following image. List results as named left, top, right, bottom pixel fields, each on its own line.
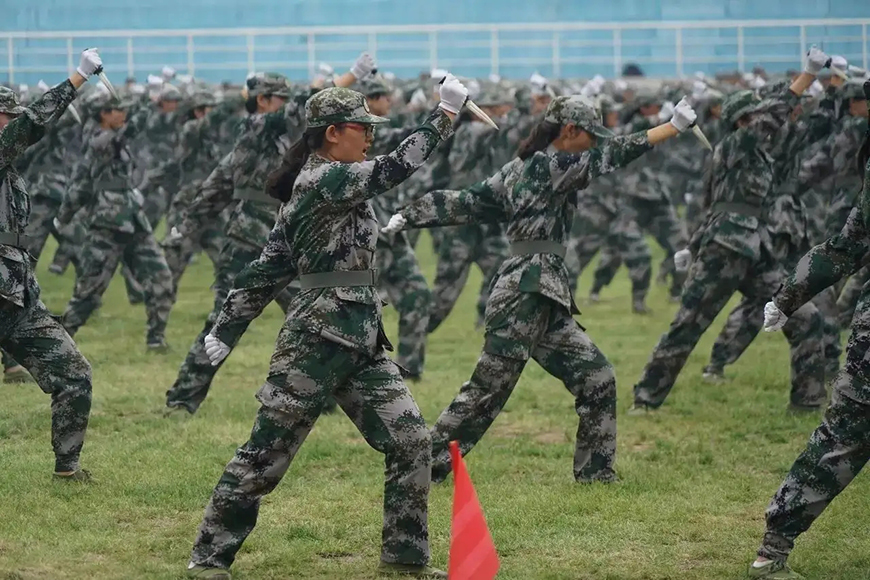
left=1, top=234, right=869, bottom=580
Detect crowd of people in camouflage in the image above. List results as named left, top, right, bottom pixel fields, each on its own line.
left=2, top=40, right=869, bottom=579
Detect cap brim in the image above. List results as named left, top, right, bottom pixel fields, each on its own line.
left=350, top=113, right=390, bottom=125
left=589, top=124, right=615, bottom=139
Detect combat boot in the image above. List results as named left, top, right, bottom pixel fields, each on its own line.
left=4, top=364, right=35, bottom=384
left=187, top=565, right=231, bottom=579
left=53, top=469, right=92, bottom=483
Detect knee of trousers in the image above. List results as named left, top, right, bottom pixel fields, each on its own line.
left=46, top=355, right=93, bottom=401
left=397, top=287, right=432, bottom=314
left=385, top=424, right=432, bottom=467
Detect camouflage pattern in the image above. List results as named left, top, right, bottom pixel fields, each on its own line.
left=0, top=86, right=26, bottom=115
left=246, top=72, right=292, bottom=98
left=544, top=95, right=613, bottom=138
left=57, top=114, right=174, bottom=344
left=401, top=131, right=656, bottom=482
left=189, top=108, right=454, bottom=571
left=305, top=86, right=389, bottom=127
left=758, top=158, right=870, bottom=563
left=0, top=80, right=92, bottom=473
left=836, top=263, right=870, bottom=327
left=165, top=95, right=307, bottom=412
left=633, top=86, right=828, bottom=409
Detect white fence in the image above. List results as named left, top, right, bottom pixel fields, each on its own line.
left=2, top=18, right=869, bottom=83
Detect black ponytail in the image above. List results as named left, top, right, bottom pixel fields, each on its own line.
left=244, top=96, right=258, bottom=115
left=517, top=120, right=561, bottom=160
left=266, top=126, right=328, bottom=203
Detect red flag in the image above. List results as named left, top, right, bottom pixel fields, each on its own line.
left=448, top=441, right=500, bottom=580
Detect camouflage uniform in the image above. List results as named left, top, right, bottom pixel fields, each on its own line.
left=57, top=93, right=174, bottom=348
left=837, top=262, right=870, bottom=327
left=702, top=96, right=834, bottom=383
left=633, top=88, right=826, bottom=410
left=592, top=115, right=688, bottom=299
left=0, top=82, right=92, bottom=473
left=164, top=74, right=305, bottom=413
left=135, top=85, right=183, bottom=227
left=163, top=91, right=236, bottom=296
left=757, top=150, right=870, bottom=564
left=400, top=96, right=658, bottom=483
left=565, top=171, right=652, bottom=310
left=189, top=88, right=453, bottom=572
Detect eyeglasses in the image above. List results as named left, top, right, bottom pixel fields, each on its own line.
left=341, top=122, right=376, bottom=139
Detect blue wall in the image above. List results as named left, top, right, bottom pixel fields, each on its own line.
left=2, top=0, right=869, bottom=84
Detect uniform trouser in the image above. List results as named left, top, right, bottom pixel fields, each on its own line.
left=62, top=227, right=174, bottom=344
left=426, top=225, right=508, bottom=333
left=51, top=219, right=86, bottom=276
left=593, top=197, right=688, bottom=298
left=165, top=240, right=295, bottom=413
left=703, top=295, right=827, bottom=406
left=163, top=227, right=226, bottom=299
left=0, top=298, right=92, bottom=472
left=633, top=241, right=827, bottom=408
left=430, top=290, right=617, bottom=484
left=566, top=207, right=652, bottom=304
left=189, top=330, right=432, bottom=569
left=837, top=263, right=870, bottom=328
left=758, top=283, right=870, bottom=561
left=376, top=239, right=431, bottom=377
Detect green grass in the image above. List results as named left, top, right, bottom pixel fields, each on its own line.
left=2, top=234, right=869, bottom=580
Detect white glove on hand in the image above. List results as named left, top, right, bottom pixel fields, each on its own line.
left=76, top=48, right=102, bottom=79
left=350, top=52, right=376, bottom=80
left=147, top=74, right=163, bottom=88
left=438, top=74, right=468, bottom=115
left=204, top=334, right=231, bottom=366
left=658, top=101, right=676, bottom=124
left=164, top=226, right=184, bottom=245
left=669, top=97, right=697, bottom=133
left=37, top=80, right=50, bottom=92
left=162, top=66, right=176, bottom=81
left=673, top=248, right=692, bottom=272
left=382, top=213, right=407, bottom=235
left=804, top=46, right=831, bottom=75
left=52, top=217, right=64, bottom=232
left=763, top=301, right=788, bottom=332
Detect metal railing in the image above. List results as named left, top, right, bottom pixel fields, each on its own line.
left=1, top=18, right=868, bottom=84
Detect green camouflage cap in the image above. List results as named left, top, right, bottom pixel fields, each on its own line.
left=158, top=84, right=183, bottom=101
left=0, top=87, right=25, bottom=115
left=839, top=79, right=867, bottom=101
left=305, top=87, right=389, bottom=128
left=544, top=95, right=614, bottom=139
left=721, top=89, right=761, bottom=127
left=191, top=90, right=218, bottom=108
left=358, top=76, right=393, bottom=97
left=87, top=89, right=135, bottom=111
left=246, top=72, right=292, bottom=98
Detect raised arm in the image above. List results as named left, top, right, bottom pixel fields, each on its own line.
left=177, top=151, right=236, bottom=236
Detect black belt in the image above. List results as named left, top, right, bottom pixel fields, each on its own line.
left=712, top=202, right=762, bottom=219
left=510, top=240, right=566, bottom=259
left=233, top=188, right=281, bottom=207
left=0, top=232, right=31, bottom=249
left=299, top=269, right=378, bottom=289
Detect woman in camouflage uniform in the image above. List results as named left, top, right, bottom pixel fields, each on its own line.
left=0, top=48, right=102, bottom=481
left=384, top=94, right=697, bottom=484
left=163, top=53, right=371, bottom=415
left=746, top=79, right=870, bottom=580
left=184, top=79, right=466, bottom=579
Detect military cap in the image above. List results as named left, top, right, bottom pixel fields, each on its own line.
left=475, top=88, right=513, bottom=107
left=839, top=79, right=868, bottom=101
left=158, top=84, right=183, bottom=102
left=544, top=95, right=614, bottom=139
left=0, top=87, right=25, bottom=116
left=721, top=89, right=761, bottom=127
left=359, top=76, right=393, bottom=98
left=305, top=87, right=389, bottom=128
left=246, top=72, right=291, bottom=98
left=191, top=90, right=218, bottom=108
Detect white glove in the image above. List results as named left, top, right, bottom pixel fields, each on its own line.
left=409, top=88, right=428, bottom=109
left=350, top=52, right=376, bottom=80
left=669, top=97, right=697, bottom=133
left=488, top=73, right=501, bottom=83
left=76, top=48, right=102, bottom=79
left=52, top=217, right=64, bottom=232
left=763, top=301, right=788, bottom=332
left=318, top=62, right=335, bottom=76
left=591, top=74, right=606, bottom=87
left=438, top=74, right=468, bottom=115
left=804, top=46, right=831, bottom=75
left=203, top=334, right=231, bottom=367
left=147, top=74, right=163, bottom=88
left=529, top=72, right=548, bottom=89
left=176, top=74, right=194, bottom=85
left=673, top=248, right=692, bottom=272
left=684, top=193, right=694, bottom=204
left=658, top=101, right=676, bottom=124
left=692, top=80, right=708, bottom=101
left=807, top=79, right=825, bottom=98
left=382, top=213, right=407, bottom=235
left=166, top=226, right=184, bottom=242
left=614, top=79, right=628, bottom=92
left=37, top=80, right=50, bottom=92
left=580, top=82, right=600, bottom=98
left=431, top=68, right=449, bottom=80
left=162, top=66, right=176, bottom=81
left=749, top=75, right=767, bottom=89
